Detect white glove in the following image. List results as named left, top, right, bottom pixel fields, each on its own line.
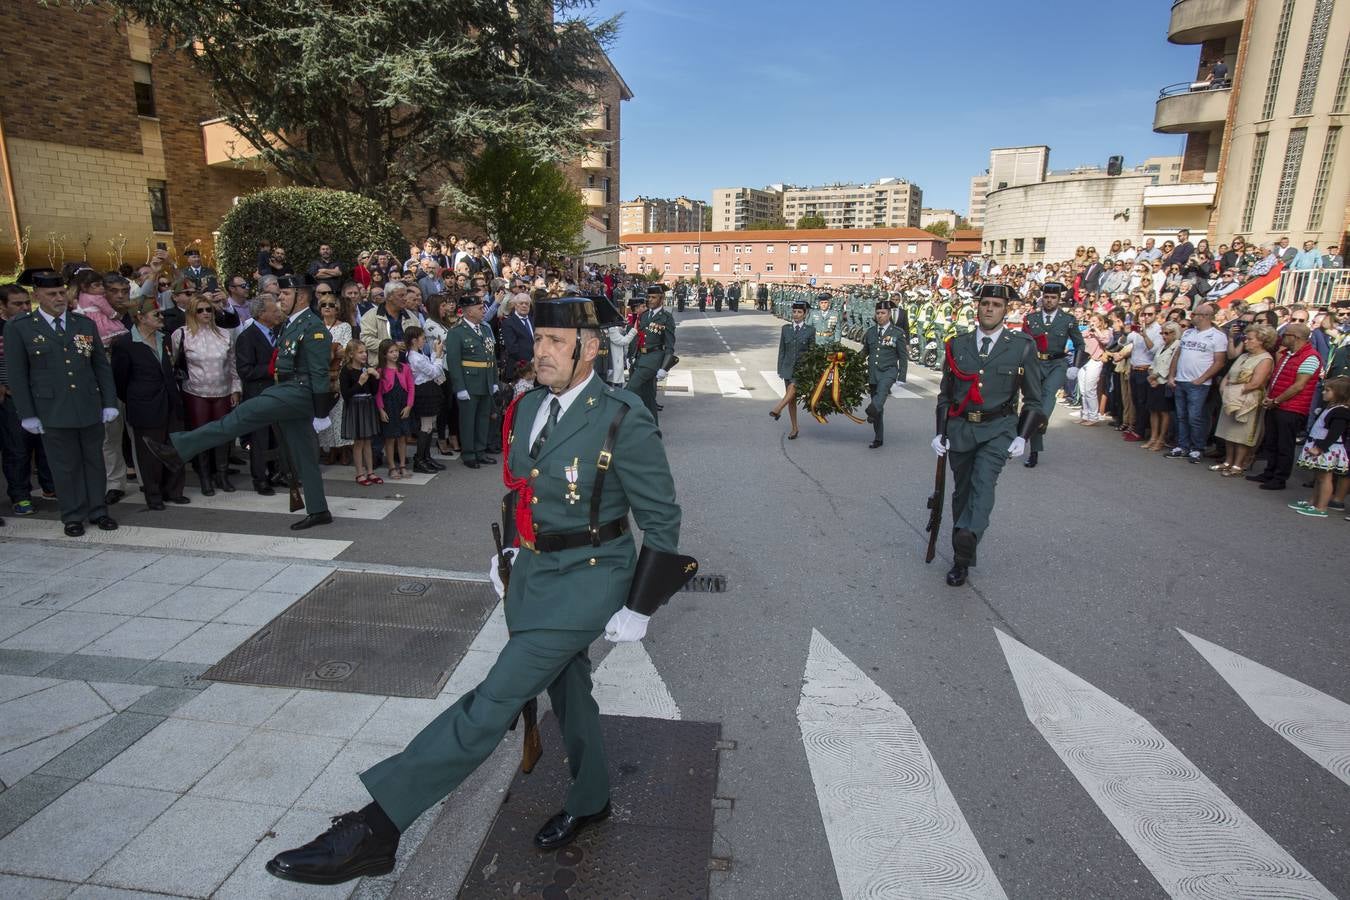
left=456, top=389, right=470, bottom=401
left=605, top=326, right=625, bottom=341
left=21, top=417, right=43, bottom=435
left=101, top=407, right=119, bottom=424
left=487, top=548, right=518, bottom=600
left=312, top=417, right=331, bottom=433
left=1066, top=366, right=1079, bottom=383
left=490, top=383, right=499, bottom=394
left=930, top=434, right=948, bottom=457
left=1007, top=436, right=1027, bottom=457
left=604, top=607, right=650, bottom=643
left=656, top=368, right=668, bottom=380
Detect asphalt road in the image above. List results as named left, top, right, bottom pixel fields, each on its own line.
left=13, top=306, right=1346, bottom=898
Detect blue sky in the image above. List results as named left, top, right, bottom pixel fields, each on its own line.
left=586, top=0, right=1199, bottom=214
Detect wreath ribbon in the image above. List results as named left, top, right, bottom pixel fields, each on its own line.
left=807, top=351, right=867, bottom=425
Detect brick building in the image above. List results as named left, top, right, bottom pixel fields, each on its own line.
left=619, top=228, right=946, bottom=287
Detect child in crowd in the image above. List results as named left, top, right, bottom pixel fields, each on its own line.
left=374, top=339, right=415, bottom=480
left=512, top=360, right=536, bottom=398
left=339, top=340, right=382, bottom=486
left=1290, top=376, right=1350, bottom=518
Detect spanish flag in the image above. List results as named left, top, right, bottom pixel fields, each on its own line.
left=1219, top=262, right=1283, bottom=308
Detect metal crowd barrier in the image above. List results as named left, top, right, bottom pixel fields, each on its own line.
left=1274, top=269, right=1350, bottom=309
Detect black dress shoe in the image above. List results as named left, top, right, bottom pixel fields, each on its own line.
left=1024, top=451, right=1039, bottom=468
left=253, top=480, right=276, bottom=496
left=462, top=460, right=481, bottom=469
left=93, top=516, right=118, bottom=531
left=480, top=455, right=498, bottom=465
left=265, top=812, right=398, bottom=886
left=166, top=495, right=191, bottom=505
left=290, top=511, right=334, bottom=531
left=424, top=458, right=446, bottom=471
left=868, top=440, right=883, bottom=449
left=945, top=563, right=968, bottom=587
left=105, top=489, right=125, bottom=505
left=146, top=499, right=166, bottom=511
left=1245, top=472, right=1273, bottom=483
left=533, top=801, right=611, bottom=851
left=412, top=460, right=437, bottom=474
left=64, top=522, right=85, bottom=537
left=268, top=472, right=288, bottom=488
left=1258, top=480, right=1286, bottom=491
left=214, top=472, right=237, bottom=493
left=142, top=438, right=184, bottom=472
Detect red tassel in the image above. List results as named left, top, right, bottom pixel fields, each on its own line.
left=500, top=393, right=536, bottom=543
left=944, top=340, right=982, bottom=418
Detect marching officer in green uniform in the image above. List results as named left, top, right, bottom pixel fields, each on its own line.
left=861, top=299, right=908, bottom=449
left=447, top=293, right=499, bottom=468
left=931, top=284, right=1045, bottom=586
left=264, top=296, right=698, bottom=886
left=807, top=292, right=843, bottom=345
left=144, top=274, right=334, bottom=530
left=769, top=299, right=815, bottom=439
left=7, top=268, right=121, bottom=536
left=625, top=283, right=676, bottom=424
left=1019, top=281, right=1085, bottom=468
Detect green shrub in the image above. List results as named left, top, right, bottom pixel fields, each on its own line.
left=215, top=187, right=406, bottom=281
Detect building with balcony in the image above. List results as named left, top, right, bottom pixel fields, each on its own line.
left=562, top=58, right=632, bottom=246
left=920, top=208, right=959, bottom=231
left=711, top=185, right=785, bottom=232
left=620, top=196, right=707, bottom=235
left=1157, top=0, right=1349, bottom=251
left=780, top=178, right=923, bottom=229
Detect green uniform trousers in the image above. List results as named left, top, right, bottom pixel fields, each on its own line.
left=948, top=436, right=1011, bottom=564
left=1030, top=359, right=1069, bottom=453
left=43, top=422, right=108, bottom=525
left=360, top=627, right=608, bottom=830
left=456, top=393, right=491, bottom=463
left=625, top=362, right=659, bottom=423
left=169, top=382, right=328, bottom=515
left=868, top=373, right=898, bottom=444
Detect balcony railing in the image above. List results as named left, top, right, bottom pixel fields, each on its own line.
left=1169, top=0, right=1245, bottom=45
left=1153, top=82, right=1231, bottom=134
left=580, top=187, right=605, bottom=207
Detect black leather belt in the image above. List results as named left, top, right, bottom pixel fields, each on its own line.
left=1036, top=352, right=1066, bottom=361
left=525, top=518, right=628, bottom=553
left=274, top=373, right=311, bottom=385
left=962, top=407, right=1012, bottom=423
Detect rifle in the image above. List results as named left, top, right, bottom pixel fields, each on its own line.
left=273, top=424, right=305, bottom=513
left=924, top=421, right=947, bottom=564
left=494, top=522, right=543, bottom=774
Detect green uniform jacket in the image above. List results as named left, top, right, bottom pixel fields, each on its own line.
left=1323, top=337, right=1350, bottom=380
left=445, top=320, right=497, bottom=395
left=5, top=310, right=116, bottom=427
left=506, top=377, right=681, bottom=633
left=777, top=322, right=816, bottom=382
left=861, top=323, right=905, bottom=384
left=1022, top=308, right=1086, bottom=358
left=274, top=307, right=334, bottom=416
left=632, top=307, right=676, bottom=372
left=807, top=308, right=843, bottom=345
left=937, top=329, right=1043, bottom=452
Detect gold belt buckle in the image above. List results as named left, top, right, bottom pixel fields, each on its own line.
left=967, top=410, right=984, bottom=423
left=521, top=539, right=536, bottom=551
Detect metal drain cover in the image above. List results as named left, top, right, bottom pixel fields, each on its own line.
left=204, top=572, right=495, bottom=698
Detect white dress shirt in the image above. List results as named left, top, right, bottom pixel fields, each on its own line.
left=528, top=373, right=595, bottom=448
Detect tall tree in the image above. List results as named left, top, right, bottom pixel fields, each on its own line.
left=796, top=214, right=827, bottom=229
left=81, top=0, right=619, bottom=210
left=449, top=144, right=587, bottom=258
left=923, top=221, right=951, bottom=237
left=745, top=217, right=787, bottom=231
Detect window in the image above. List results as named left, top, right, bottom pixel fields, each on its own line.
left=1263, top=0, right=1297, bottom=119
left=603, top=104, right=612, bottom=130
left=605, top=148, right=613, bottom=168
left=823, top=263, right=833, bottom=274
left=732, top=263, right=740, bottom=274
left=1014, top=239, right=1024, bottom=254
left=683, top=263, right=691, bottom=272
left=663, top=246, right=671, bottom=255
left=1306, top=127, right=1341, bottom=230
left=887, top=264, right=898, bottom=272
left=147, top=180, right=170, bottom=231
left=603, top=177, right=612, bottom=203
left=999, top=240, right=1008, bottom=254
left=132, top=62, right=156, bottom=117
left=713, top=245, right=721, bottom=254
left=861, top=264, right=871, bottom=274
left=849, top=244, right=860, bottom=253
left=789, top=263, right=798, bottom=273
left=663, top=262, right=671, bottom=271
left=712, top=263, right=721, bottom=273
left=789, top=244, right=798, bottom=254
left=1271, top=127, right=1307, bottom=230
left=766, top=244, right=775, bottom=254
left=888, top=244, right=898, bottom=254
left=1294, top=0, right=1336, bottom=116
left=765, top=263, right=774, bottom=273
left=1334, top=42, right=1350, bottom=112
left=862, top=244, right=872, bottom=254
left=1241, top=132, right=1269, bottom=231
left=744, top=263, right=752, bottom=272
left=907, top=243, right=917, bottom=254
left=849, top=264, right=859, bottom=274
left=824, top=244, right=833, bottom=254
left=799, top=262, right=809, bottom=272
left=684, top=245, right=691, bottom=254
left=1033, top=237, right=1046, bottom=253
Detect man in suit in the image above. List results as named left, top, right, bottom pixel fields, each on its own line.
left=6, top=269, right=121, bottom=536
left=770, top=300, right=815, bottom=438
left=501, top=292, right=535, bottom=376
left=861, top=299, right=908, bottom=449
left=446, top=293, right=499, bottom=468
left=1020, top=282, right=1086, bottom=468
left=181, top=247, right=216, bottom=286
left=144, top=274, right=334, bottom=529
left=235, top=295, right=284, bottom=494
left=931, top=284, right=1045, bottom=586
left=264, top=296, right=695, bottom=886
left=625, top=284, right=676, bottom=424
left=480, top=240, right=502, bottom=278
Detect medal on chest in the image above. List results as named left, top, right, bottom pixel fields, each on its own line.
left=564, top=457, right=581, bottom=504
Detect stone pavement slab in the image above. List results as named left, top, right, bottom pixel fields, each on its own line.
left=214, top=807, right=360, bottom=900
left=0, top=544, right=101, bottom=574
left=173, top=682, right=296, bottom=727
left=89, top=717, right=251, bottom=793
left=80, top=618, right=202, bottom=660
left=294, top=740, right=402, bottom=813
left=0, top=872, right=73, bottom=898
left=216, top=590, right=303, bottom=627
left=351, top=695, right=460, bottom=747
left=1, top=612, right=128, bottom=654
left=0, top=673, right=60, bottom=704
left=1, top=681, right=113, bottom=754
left=158, top=623, right=255, bottom=665
left=86, top=683, right=156, bottom=713
left=0, top=716, right=110, bottom=788
left=0, top=576, right=116, bottom=612
left=142, top=585, right=249, bottom=623
left=0, top=608, right=55, bottom=642
left=62, top=551, right=164, bottom=582
left=121, top=555, right=223, bottom=586
left=262, top=689, right=385, bottom=739
left=192, top=558, right=288, bottom=591
left=189, top=730, right=343, bottom=807
left=68, top=579, right=179, bottom=616
left=35, top=712, right=164, bottom=782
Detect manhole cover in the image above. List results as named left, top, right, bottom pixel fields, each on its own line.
left=203, top=572, right=495, bottom=698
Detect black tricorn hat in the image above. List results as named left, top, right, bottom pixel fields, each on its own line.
left=791, top=300, right=809, bottom=311
left=534, top=297, right=602, bottom=329
left=876, top=300, right=896, bottom=311
left=276, top=273, right=316, bottom=289
left=590, top=294, right=625, bottom=328
left=645, top=283, right=667, bottom=295
left=816, top=292, right=831, bottom=302
left=977, top=283, right=1020, bottom=303
left=16, top=268, right=64, bottom=288
left=457, top=293, right=484, bottom=308
left=1041, top=281, right=1067, bottom=295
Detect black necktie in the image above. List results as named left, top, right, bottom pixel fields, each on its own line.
left=53, top=316, right=65, bottom=337
left=530, top=398, right=560, bottom=458
left=980, top=336, right=992, bottom=358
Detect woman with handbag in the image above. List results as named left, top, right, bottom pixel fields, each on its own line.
left=171, top=293, right=241, bottom=495
left=1212, top=324, right=1275, bottom=475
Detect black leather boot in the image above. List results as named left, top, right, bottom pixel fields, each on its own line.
left=194, top=458, right=215, bottom=496
left=411, top=433, right=437, bottom=474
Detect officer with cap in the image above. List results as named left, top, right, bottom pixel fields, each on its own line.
left=861, top=299, right=908, bottom=449
left=447, top=292, right=499, bottom=468
left=143, top=273, right=334, bottom=529
left=625, top=283, right=676, bottom=423
left=6, top=268, right=121, bottom=535
left=931, top=283, right=1045, bottom=586
left=1019, top=281, right=1085, bottom=468
left=807, top=292, right=843, bottom=345
left=263, top=296, right=697, bottom=886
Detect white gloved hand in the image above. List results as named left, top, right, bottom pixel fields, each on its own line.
left=656, top=368, right=668, bottom=380
left=456, top=389, right=470, bottom=401
left=490, top=383, right=499, bottom=394
left=604, top=606, right=650, bottom=643
left=605, top=326, right=625, bottom=341
left=1007, top=436, right=1027, bottom=458
left=101, top=407, right=119, bottom=424
left=312, top=417, right=331, bottom=433
left=1066, top=366, right=1079, bottom=383
left=487, top=548, right=518, bottom=600
left=21, top=417, right=43, bottom=435
left=930, top=434, right=948, bottom=457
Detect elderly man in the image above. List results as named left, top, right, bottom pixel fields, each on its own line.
left=1205, top=269, right=1242, bottom=303
left=1248, top=323, right=1322, bottom=491
left=1098, top=259, right=1130, bottom=296
left=360, top=282, right=421, bottom=355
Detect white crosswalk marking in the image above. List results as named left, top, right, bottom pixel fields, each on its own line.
left=1180, top=629, right=1350, bottom=788
left=713, top=369, right=751, bottom=398
left=591, top=642, right=681, bottom=720
left=660, top=370, right=693, bottom=395
left=129, top=487, right=400, bottom=520
left=760, top=371, right=785, bottom=399
left=0, top=518, right=350, bottom=560
left=798, top=630, right=1008, bottom=900
left=996, top=630, right=1333, bottom=900
left=888, top=382, right=923, bottom=399
left=321, top=465, right=437, bottom=486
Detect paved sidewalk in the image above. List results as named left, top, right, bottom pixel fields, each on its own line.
left=0, top=539, right=506, bottom=899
